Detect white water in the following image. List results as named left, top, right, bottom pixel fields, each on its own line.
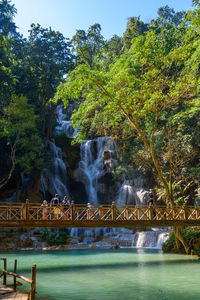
left=135, top=231, right=169, bottom=248
left=40, top=141, right=70, bottom=200
left=75, top=137, right=118, bottom=204
left=116, top=178, right=151, bottom=206
left=44, top=105, right=169, bottom=249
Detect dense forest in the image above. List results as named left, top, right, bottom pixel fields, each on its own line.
left=0, top=0, right=200, bottom=253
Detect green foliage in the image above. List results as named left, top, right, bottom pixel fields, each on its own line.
left=0, top=0, right=200, bottom=206
left=0, top=0, right=17, bottom=37
left=0, top=95, right=44, bottom=175
left=40, top=229, right=68, bottom=245
left=162, top=232, right=176, bottom=252
left=71, top=23, right=104, bottom=68
left=192, top=0, right=200, bottom=7
left=122, top=17, right=148, bottom=50
left=162, top=228, right=200, bottom=252
left=105, top=35, right=123, bottom=65
left=54, top=6, right=200, bottom=204
left=156, top=5, right=185, bottom=27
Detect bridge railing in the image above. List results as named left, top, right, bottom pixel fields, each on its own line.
left=0, top=202, right=200, bottom=222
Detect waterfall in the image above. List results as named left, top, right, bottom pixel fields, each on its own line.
left=76, top=137, right=117, bottom=204
left=40, top=141, right=70, bottom=200
left=55, top=105, right=78, bottom=138
left=116, top=180, right=134, bottom=205
left=51, top=105, right=169, bottom=249
left=133, top=231, right=169, bottom=248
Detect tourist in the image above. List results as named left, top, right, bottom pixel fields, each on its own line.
left=148, top=191, right=156, bottom=218
left=50, top=194, right=60, bottom=205
left=50, top=194, right=60, bottom=219
left=87, top=203, right=93, bottom=220
left=62, top=195, right=70, bottom=205
left=148, top=193, right=154, bottom=206
left=41, top=200, right=48, bottom=219
left=61, top=195, right=70, bottom=220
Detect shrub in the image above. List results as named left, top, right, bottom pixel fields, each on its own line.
left=40, top=229, right=68, bottom=245
left=162, top=228, right=200, bottom=253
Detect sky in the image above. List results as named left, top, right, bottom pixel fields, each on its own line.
left=12, top=0, right=193, bottom=40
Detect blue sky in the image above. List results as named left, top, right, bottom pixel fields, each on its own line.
left=12, top=0, right=193, bottom=40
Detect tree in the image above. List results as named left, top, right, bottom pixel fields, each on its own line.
left=0, top=95, right=43, bottom=189
left=156, top=5, right=185, bottom=27
left=0, top=0, right=16, bottom=37
left=0, top=0, right=17, bottom=108
left=105, top=35, right=123, bottom=65
left=15, top=24, right=73, bottom=138
left=71, top=23, right=104, bottom=68
left=54, top=14, right=200, bottom=252
left=192, top=0, right=200, bottom=6
left=122, top=17, right=148, bottom=50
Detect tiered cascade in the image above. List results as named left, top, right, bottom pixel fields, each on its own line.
left=43, top=105, right=169, bottom=248
left=40, top=141, right=70, bottom=200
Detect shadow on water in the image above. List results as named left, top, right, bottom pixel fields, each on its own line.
left=0, top=249, right=198, bottom=273
left=26, top=259, right=199, bottom=273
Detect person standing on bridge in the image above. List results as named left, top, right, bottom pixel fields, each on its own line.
left=61, top=195, right=70, bottom=220
left=148, top=191, right=156, bottom=218
left=41, top=200, right=48, bottom=219
left=50, top=194, right=60, bottom=219
left=148, top=193, right=154, bottom=206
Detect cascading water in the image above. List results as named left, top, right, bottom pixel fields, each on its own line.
left=40, top=141, right=70, bottom=200
left=55, top=105, right=78, bottom=138
left=116, top=179, right=151, bottom=206
left=75, top=137, right=118, bottom=204
left=50, top=105, right=169, bottom=249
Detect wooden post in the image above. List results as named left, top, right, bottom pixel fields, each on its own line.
left=25, top=199, right=30, bottom=220
left=71, top=201, right=75, bottom=221
left=6, top=206, right=10, bottom=220
left=111, top=202, right=116, bottom=221
left=149, top=203, right=154, bottom=220
left=136, top=206, right=140, bottom=220
left=30, top=264, right=36, bottom=300
left=14, top=259, right=17, bottom=291
left=183, top=201, right=188, bottom=220
left=3, top=258, right=7, bottom=285
left=99, top=205, right=103, bottom=220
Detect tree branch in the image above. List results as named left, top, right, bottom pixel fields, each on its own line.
left=0, top=133, right=20, bottom=190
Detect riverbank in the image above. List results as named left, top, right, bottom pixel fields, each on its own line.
left=162, top=227, right=200, bottom=255
left=0, top=227, right=169, bottom=251
left=2, top=227, right=200, bottom=256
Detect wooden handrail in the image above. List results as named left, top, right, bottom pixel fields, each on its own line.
left=2, top=269, right=32, bottom=284
left=0, top=258, right=36, bottom=300
left=0, top=203, right=200, bottom=227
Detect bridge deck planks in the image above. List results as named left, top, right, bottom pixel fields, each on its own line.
left=0, top=285, right=28, bottom=299
left=1, top=219, right=200, bottom=228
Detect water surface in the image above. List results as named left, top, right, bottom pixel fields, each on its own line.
left=1, top=249, right=200, bottom=300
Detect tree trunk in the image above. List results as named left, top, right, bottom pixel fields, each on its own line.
left=150, top=147, right=174, bottom=205
left=27, top=170, right=42, bottom=203
left=120, top=109, right=175, bottom=206
left=46, top=106, right=54, bottom=140
left=173, top=227, right=191, bottom=254
left=15, top=173, right=21, bottom=203
left=32, top=170, right=42, bottom=193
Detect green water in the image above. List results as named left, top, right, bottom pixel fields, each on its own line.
left=1, top=249, right=200, bottom=300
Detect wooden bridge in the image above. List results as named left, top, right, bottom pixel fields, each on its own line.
left=1, top=201, right=200, bottom=228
